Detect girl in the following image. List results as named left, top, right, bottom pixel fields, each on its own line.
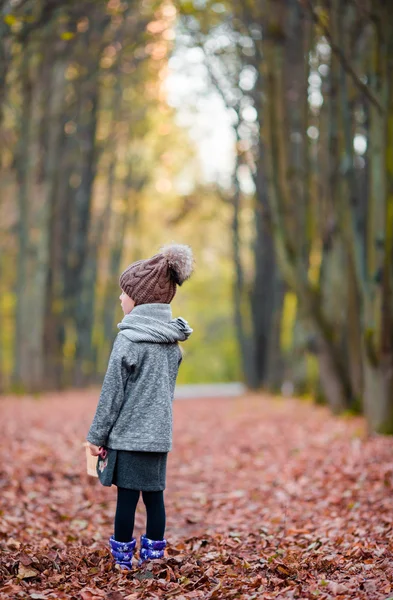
left=86, top=244, right=193, bottom=570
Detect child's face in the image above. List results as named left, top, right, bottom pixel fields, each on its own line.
left=119, top=291, right=135, bottom=314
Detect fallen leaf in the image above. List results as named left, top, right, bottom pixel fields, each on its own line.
left=71, top=519, right=88, bottom=530
left=328, top=581, right=348, bottom=594
left=1, top=392, right=392, bottom=599
left=17, top=564, right=39, bottom=579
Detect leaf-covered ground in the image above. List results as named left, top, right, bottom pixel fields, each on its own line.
left=0, top=391, right=392, bottom=599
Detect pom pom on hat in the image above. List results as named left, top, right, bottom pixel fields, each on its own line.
left=160, top=244, right=194, bottom=286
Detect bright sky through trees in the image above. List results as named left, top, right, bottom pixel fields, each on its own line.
left=165, top=48, right=235, bottom=188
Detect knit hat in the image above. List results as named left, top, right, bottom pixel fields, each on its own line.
left=119, top=244, right=194, bottom=305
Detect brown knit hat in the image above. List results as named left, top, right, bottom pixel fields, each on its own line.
left=119, top=244, right=194, bottom=305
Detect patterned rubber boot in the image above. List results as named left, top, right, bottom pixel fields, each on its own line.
left=109, top=535, right=137, bottom=570
left=138, top=534, right=167, bottom=566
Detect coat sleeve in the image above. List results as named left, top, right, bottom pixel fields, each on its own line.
left=86, top=334, right=138, bottom=446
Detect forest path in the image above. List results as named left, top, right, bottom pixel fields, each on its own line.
left=0, top=391, right=392, bottom=599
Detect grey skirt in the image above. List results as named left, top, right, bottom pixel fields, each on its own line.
left=97, top=448, right=167, bottom=491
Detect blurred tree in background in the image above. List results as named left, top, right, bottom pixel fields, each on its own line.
left=175, top=0, right=393, bottom=432
left=0, top=0, right=239, bottom=393
left=1, top=0, right=392, bottom=433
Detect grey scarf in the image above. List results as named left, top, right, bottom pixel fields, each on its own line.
left=117, top=303, right=193, bottom=343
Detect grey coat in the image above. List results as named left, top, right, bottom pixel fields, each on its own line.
left=86, top=303, right=192, bottom=452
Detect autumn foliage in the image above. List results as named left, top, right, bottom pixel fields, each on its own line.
left=0, top=392, right=392, bottom=599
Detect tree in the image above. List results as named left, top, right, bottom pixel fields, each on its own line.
left=176, top=0, right=393, bottom=432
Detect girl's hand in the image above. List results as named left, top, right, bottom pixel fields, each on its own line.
left=87, top=442, right=102, bottom=457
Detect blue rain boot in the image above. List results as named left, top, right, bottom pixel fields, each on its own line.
left=138, top=534, right=167, bottom=566
left=109, top=535, right=136, bottom=570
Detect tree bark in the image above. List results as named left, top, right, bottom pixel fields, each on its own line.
left=362, top=8, right=393, bottom=432
left=231, top=158, right=258, bottom=388
left=251, top=150, right=283, bottom=389
left=13, top=51, right=33, bottom=391
left=261, top=0, right=353, bottom=411
left=38, top=57, right=68, bottom=389
left=70, top=15, right=109, bottom=385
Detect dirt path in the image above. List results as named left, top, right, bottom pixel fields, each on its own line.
left=0, top=391, right=392, bottom=599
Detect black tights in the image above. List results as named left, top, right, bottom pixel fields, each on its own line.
left=114, top=487, right=166, bottom=542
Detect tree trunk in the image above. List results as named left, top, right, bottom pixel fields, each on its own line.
left=70, top=17, right=108, bottom=385
left=261, top=0, right=353, bottom=411
left=251, top=155, right=283, bottom=389
left=265, top=273, right=285, bottom=391
left=13, top=51, right=33, bottom=391
left=231, top=158, right=258, bottom=388
left=336, top=0, right=364, bottom=404
left=363, top=359, right=393, bottom=434
left=101, top=163, right=138, bottom=371
left=36, top=57, right=68, bottom=389
left=0, top=13, right=10, bottom=130
left=362, top=7, right=393, bottom=432
left=0, top=8, right=10, bottom=392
